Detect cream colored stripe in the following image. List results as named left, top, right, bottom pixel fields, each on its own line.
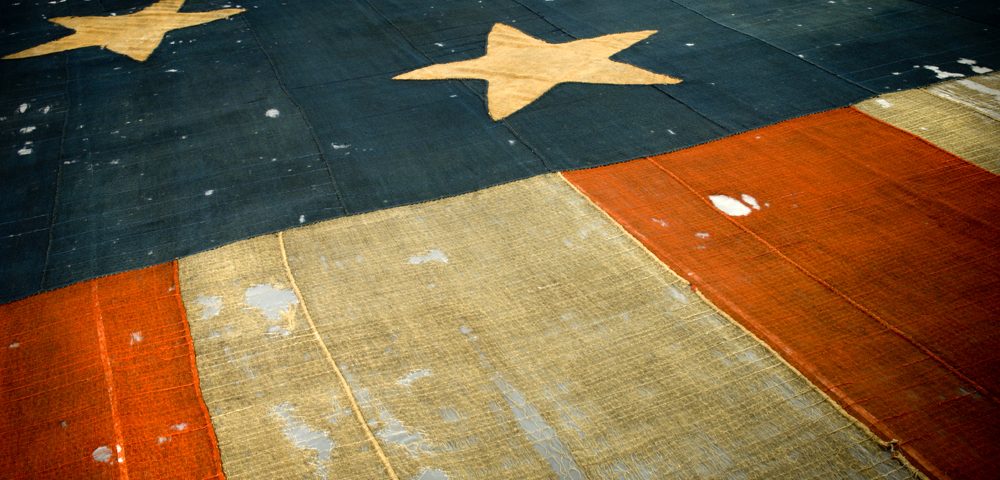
left=276, top=231, right=400, bottom=480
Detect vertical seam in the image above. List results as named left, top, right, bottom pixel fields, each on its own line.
left=170, top=261, right=226, bottom=479
left=276, top=231, right=400, bottom=480
left=91, top=281, right=130, bottom=479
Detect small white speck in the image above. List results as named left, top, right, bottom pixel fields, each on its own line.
left=165, top=69, right=178, bottom=73
left=507, top=139, right=516, bottom=145
left=265, top=108, right=280, bottom=118
left=299, top=215, right=306, bottom=223
left=17, top=103, right=28, bottom=113
left=331, top=143, right=350, bottom=149
left=171, top=422, right=188, bottom=431
left=19, top=126, right=36, bottom=134
left=8, top=342, right=19, bottom=349
left=130, top=332, right=143, bottom=345
left=685, top=43, right=695, bottom=47
left=695, top=232, right=710, bottom=239
left=204, top=189, right=214, bottom=196
left=434, top=42, right=444, bottom=47
left=875, top=98, right=893, bottom=108
left=41, top=106, right=51, bottom=114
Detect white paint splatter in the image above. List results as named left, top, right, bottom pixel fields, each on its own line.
left=740, top=193, right=761, bottom=210
left=17, top=142, right=32, bottom=156
left=694, top=232, right=710, bottom=239
left=195, top=295, right=223, bottom=320
left=408, top=249, right=448, bottom=265
left=157, top=436, right=170, bottom=444
left=651, top=217, right=669, bottom=228
left=92, top=446, right=113, bottom=463
left=130, top=331, right=143, bottom=345
left=244, top=284, right=298, bottom=321
left=204, top=189, right=214, bottom=196
left=17, top=103, right=28, bottom=114
left=923, top=65, right=964, bottom=79
left=171, top=422, right=188, bottom=431
left=397, top=369, right=433, bottom=387
left=709, top=194, right=752, bottom=216
left=8, top=342, right=19, bottom=349
left=19, top=126, right=36, bottom=134
left=265, top=108, right=280, bottom=118
left=875, top=98, right=892, bottom=108
left=685, top=43, right=695, bottom=47
left=331, top=143, right=351, bottom=149
left=958, top=58, right=994, bottom=74
left=41, top=106, right=51, bottom=114
left=299, top=214, right=306, bottom=224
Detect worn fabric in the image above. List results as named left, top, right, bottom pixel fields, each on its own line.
left=179, top=175, right=915, bottom=479
left=857, top=73, right=1000, bottom=173
left=2, top=0, right=996, bottom=302
left=0, top=262, right=223, bottom=479
left=564, top=108, right=1000, bottom=479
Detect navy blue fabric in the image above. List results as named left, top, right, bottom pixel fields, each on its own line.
left=1, top=0, right=996, bottom=301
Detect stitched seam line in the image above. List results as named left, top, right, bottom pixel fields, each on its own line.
left=170, top=261, right=226, bottom=479
left=644, top=157, right=999, bottom=406
left=92, top=281, right=130, bottom=479
left=276, top=232, right=399, bottom=480
left=558, top=171, right=928, bottom=479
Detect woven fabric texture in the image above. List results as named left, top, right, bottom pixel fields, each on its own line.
left=0, top=262, right=223, bottom=479
left=179, top=174, right=915, bottom=479
left=564, top=108, right=1000, bottom=479
left=857, top=72, right=1000, bottom=173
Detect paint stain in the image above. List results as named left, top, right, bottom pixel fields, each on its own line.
left=408, top=249, right=448, bottom=265
left=957, top=58, right=993, bottom=74
left=272, top=403, right=333, bottom=479
left=923, top=65, right=964, bottom=79
left=92, top=445, right=113, bottom=463
left=244, top=284, right=298, bottom=321
left=494, top=375, right=583, bottom=480
left=651, top=217, right=669, bottom=228
left=413, top=468, right=449, bottom=480
left=19, top=126, right=35, bottom=133
left=8, top=342, right=19, bottom=349
left=195, top=295, right=223, bottom=320
left=265, top=108, right=280, bottom=118
left=171, top=422, right=187, bottom=431
left=666, top=285, right=689, bottom=304
left=875, top=98, right=893, bottom=109
left=740, top=194, right=761, bottom=210
left=397, top=369, right=433, bottom=387
left=708, top=194, right=752, bottom=217
left=130, top=331, right=143, bottom=345
left=17, top=103, right=28, bottom=114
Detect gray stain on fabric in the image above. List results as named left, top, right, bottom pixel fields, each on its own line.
left=244, top=284, right=298, bottom=321
left=195, top=295, right=223, bottom=320
left=92, top=445, right=113, bottom=463
left=493, top=375, right=583, bottom=480
left=272, top=402, right=333, bottom=479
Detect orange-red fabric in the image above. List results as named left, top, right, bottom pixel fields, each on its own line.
left=1, top=262, right=223, bottom=479
left=564, top=107, right=1000, bottom=479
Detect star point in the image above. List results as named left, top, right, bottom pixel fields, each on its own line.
left=2, top=0, right=244, bottom=62
left=394, top=23, right=682, bottom=120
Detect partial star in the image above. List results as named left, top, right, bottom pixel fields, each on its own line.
left=3, top=0, right=244, bottom=62
left=395, top=23, right=682, bottom=120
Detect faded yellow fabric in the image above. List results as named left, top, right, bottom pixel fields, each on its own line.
left=394, top=23, right=681, bottom=120
left=2, top=0, right=243, bottom=61
left=856, top=73, right=1000, bottom=173
left=181, top=174, right=916, bottom=479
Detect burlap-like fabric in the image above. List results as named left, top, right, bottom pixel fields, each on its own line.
left=180, top=174, right=914, bottom=479
left=564, top=108, right=1000, bottom=479
left=856, top=73, right=1000, bottom=174
left=1, top=263, right=223, bottom=479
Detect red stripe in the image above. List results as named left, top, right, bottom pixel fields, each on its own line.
left=564, top=107, right=1000, bottom=479
left=0, top=262, right=224, bottom=479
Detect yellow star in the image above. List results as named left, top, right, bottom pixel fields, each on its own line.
left=3, top=0, right=244, bottom=62
left=395, top=23, right=681, bottom=120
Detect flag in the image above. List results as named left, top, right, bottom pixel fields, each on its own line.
left=1, top=0, right=998, bottom=478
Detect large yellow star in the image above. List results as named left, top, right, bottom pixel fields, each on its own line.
left=3, top=0, right=244, bottom=62
left=395, top=23, right=681, bottom=120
